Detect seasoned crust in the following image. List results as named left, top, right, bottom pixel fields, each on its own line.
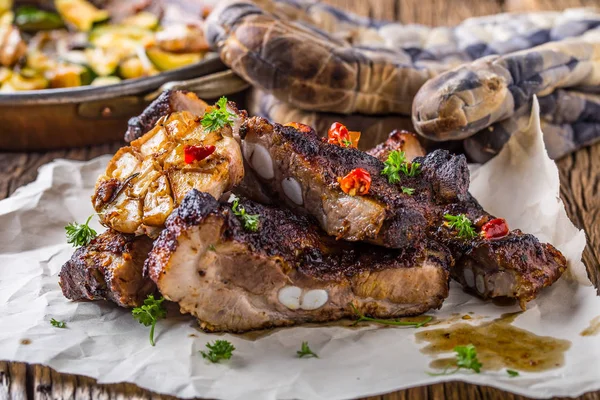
left=59, top=230, right=156, bottom=308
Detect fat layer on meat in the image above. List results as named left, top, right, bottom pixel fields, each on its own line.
left=145, top=190, right=451, bottom=332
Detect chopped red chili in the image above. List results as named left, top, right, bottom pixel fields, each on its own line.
left=338, top=168, right=371, bottom=196
left=481, top=218, right=509, bottom=239
left=184, top=144, right=216, bottom=164
left=327, top=122, right=354, bottom=147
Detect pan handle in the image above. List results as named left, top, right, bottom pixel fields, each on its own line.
left=144, top=69, right=250, bottom=102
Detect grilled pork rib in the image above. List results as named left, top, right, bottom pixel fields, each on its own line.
left=145, top=190, right=451, bottom=332
left=366, top=130, right=426, bottom=162
left=93, top=108, right=245, bottom=237
left=240, top=118, right=567, bottom=307
left=59, top=230, right=156, bottom=308
left=240, top=116, right=468, bottom=248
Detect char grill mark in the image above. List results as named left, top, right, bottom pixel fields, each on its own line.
left=145, top=190, right=451, bottom=332
left=239, top=116, right=469, bottom=248
left=125, top=90, right=209, bottom=142
left=59, top=230, right=156, bottom=308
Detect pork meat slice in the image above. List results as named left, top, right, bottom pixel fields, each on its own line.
left=93, top=106, right=245, bottom=237
left=240, top=116, right=469, bottom=248
left=241, top=118, right=567, bottom=307
left=59, top=230, right=156, bottom=308
left=145, top=190, right=451, bottom=332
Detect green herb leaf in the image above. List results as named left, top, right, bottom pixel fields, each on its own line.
left=401, top=186, right=415, bottom=195
left=444, top=214, right=477, bottom=240
left=341, top=139, right=353, bottom=147
left=228, top=194, right=260, bottom=232
left=50, top=318, right=66, bottom=328
left=65, top=215, right=98, bottom=247
left=381, top=150, right=420, bottom=184
left=201, top=96, right=236, bottom=132
left=132, top=295, right=167, bottom=346
left=208, top=244, right=216, bottom=251
left=349, top=303, right=431, bottom=328
left=428, top=344, right=483, bottom=376
left=297, top=342, right=319, bottom=358
left=201, top=340, right=235, bottom=363
left=507, top=369, right=519, bottom=377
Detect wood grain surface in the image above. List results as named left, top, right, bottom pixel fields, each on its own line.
left=1, top=0, right=600, bottom=399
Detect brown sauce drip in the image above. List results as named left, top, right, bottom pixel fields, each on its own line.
left=416, top=312, right=571, bottom=372
left=20, top=339, right=31, bottom=345
left=581, top=316, right=600, bottom=336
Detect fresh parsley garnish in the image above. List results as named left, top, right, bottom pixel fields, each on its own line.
left=381, top=150, right=421, bottom=184
left=349, top=303, right=431, bottom=327
left=401, top=186, right=415, bottom=195
left=132, top=295, right=167, bottom=346
left=201, top=96, right=236, bottom=132
left=444, top=214, right=477, bottom=239
left=208, top=244, right=216, bottom=251
left=228, top=194, right=259, bottom=231
left=297, top=342, right=318, bottom=358
left=428, top=344, right=483, bottom=376
left=507, top=369, right=519, bottom=377
left=50, top=318, right=66, bottom=328
left=65, top=215, right=97, bottom=247
left=201, top=340, right=235, bottom=363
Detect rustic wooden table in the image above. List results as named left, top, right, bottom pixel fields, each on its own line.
left=1, top=0, right=600, bottom=399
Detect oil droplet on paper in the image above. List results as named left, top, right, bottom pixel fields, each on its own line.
left=581, top=316, right=600, bottom=336
left=20, top=339, right=31, bottom=345
left=416, top=312, right=571, bottom=372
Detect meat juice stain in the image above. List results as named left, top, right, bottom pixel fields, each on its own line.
left=581, top=315, right=600, bottom=336
left=415, top=312, right=571, bottom=372
left=20, top=339, right=31, bottom=345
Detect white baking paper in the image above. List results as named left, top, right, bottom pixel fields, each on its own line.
left=0, top=97, right=599, bottom=400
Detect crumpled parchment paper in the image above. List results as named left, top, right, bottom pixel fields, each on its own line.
left=0, top=98, right=598, bottom=400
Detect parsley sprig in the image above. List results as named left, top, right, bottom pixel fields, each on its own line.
left=507, top=369, right=519, bottom=377
left=132, top=295, right=167, bottom=346
left=65, top=215, right=97, bottom=247
left=297, top=342, right=319, bottom=358
left=381, top=150, right=421, bottom=184
left=50, top=318, right=66, bottom=328
left=444, top=214, right=477, bottom=239
left=201, top=340, right=235, bottom=363
left=228, top=194, right=259, bottom=231
left=401, top=186, right=415, bottom=195
left=201, top=97, right=236, bottom=132
left=428, top=344, right=483, bottom=376
left=349, top=303, right=431, bottom=327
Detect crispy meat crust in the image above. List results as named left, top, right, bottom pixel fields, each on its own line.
left=59, top=230, right=156, bottom=308
left=145, top=190, right=451, bottom=331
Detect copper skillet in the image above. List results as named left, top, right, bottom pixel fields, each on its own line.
left=0, top=53, right=250, bottom=151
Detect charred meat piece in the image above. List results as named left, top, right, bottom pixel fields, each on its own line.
left=125, top=90, right=209, bottom=142
left=93, top=107, right=245, bottom=237
left=435, top=196, right=567, bottom=308
left=240, top=116, right=469, bottom=248
left=59, top=230, right=155, bottom=308
left=145, top=190, right=451, bottom=332
left=366, top=130, right=426, bottom=162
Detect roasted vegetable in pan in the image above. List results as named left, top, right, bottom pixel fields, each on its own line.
left=0, top=0, right=211, bottom=91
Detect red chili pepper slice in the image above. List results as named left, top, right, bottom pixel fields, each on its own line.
left=337, top=168, right=371, bottom=196
left=481, top=218, right=509, bottom=239
left=184, top=144, right=216, bottom=164
left=327, top=122, right=354, bottom=147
